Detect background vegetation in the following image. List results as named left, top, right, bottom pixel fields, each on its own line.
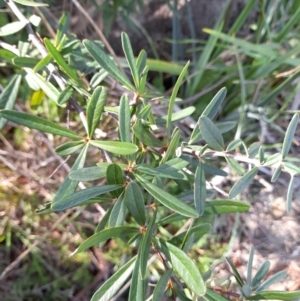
left=1, top=0, right=300, bottom=300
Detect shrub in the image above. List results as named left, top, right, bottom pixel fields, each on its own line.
left=1, top=1, right=300, bottom=300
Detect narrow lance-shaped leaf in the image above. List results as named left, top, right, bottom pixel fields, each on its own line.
left=205, top=199, right=250, bottom=214
left=286, top=175, right=295, bottom=213
left=57, top=85, right=74, bottom=105
left=152, top=270, right=173, bottom=301
left=0, top=110, right=81, bottom=139
left=121, top=32, right=139, bottom=89
left=202, top=87, right=227, bottom=119
left=194, top=162, right=206, bottom=216
left=133, top=122, right=164, bottom=147
left=136, top=49, right=147, bottom=76
left=90, top=140, right=138, bottom=155
left=91, top=256, right=137, bottom=301
left=52, top=185, right=121, bottom=211
left=12, top=0, right=48, bottom=6
left=247, top=246, right=254, bottom=287
left=282, top=113, right=299, bottom=159
left=69, top=165, right=109, bottom=181
left=135, top=174, right=198, bottom=218
left=161, top=128, right=180, bottom=164
left=256, top=270, right=287, bottom=293
left=87, top=86, right=106, bottom=137
left=70, top=226, right=139, bottom=256
left=119, top=95, right=131, bottom=142
left=108, top=193, right=127, bottom=227
left=247, top=291, right=300, bottom=301
left=124, top=181, right=146, bottom=226
left=83, top=40, right=135, bottom=90
left=44, top=38, right=79, bottom=83
left=55, top=13, right=70, bottom=46
left=106, top=164, right=124, bottom=198
left=129, top=252, right=145, bottom=301
left=252, top=261, right=270, bottom=289
left=139, top=212, right=156, bottom=278
left=158, top=239, right=206, bottom=296
left=200, top=116, right=224, bottom=151
left=26, top=69, right=60, bottom=105
left=166, top=61, right=190, bottom=140
left=0, top=75, right=22, bottom=129
left=225, top=257, right=244, bottom=287
left=0, top=21, right=26, bottom=37
left=55, top=141, right=85, bottom=156
left=229, top=167, right=258, bottom=199
left=205, top=289, right=232, bottom=301
left=52, top=144, right=88, bottom=203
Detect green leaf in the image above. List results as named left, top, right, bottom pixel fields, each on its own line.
left=159, top=239, right=206, bottom=296
left=152, top=270, right=172, bottom=301
left=225, top=257, right=244, bottom=287
left=12, top=0, right=48, bottom=6
left=136, top=49, right=147, bottom=76
left=55, top=141, right=85, bottom=156
left=139, top=212, right=156, bottom=278
left=286, top=175, right=295, bottom=213
left=0, top=21, right=26, bottom=36
left=90, top=70, right=108, bottom=88
left=135, top=174, right=198, bottom=218
left=87, top=86, right=106, bottom=137
left=166, top=61, right=190, bottom=140
left=71, top=226, right=138, bottom=256
left=26, top=69, right=60, bottom=105
left=202, top=87, right=227, bottom=120
left=91, top=256, right=137, bottom=301
left=226, top=156, right=245, bottom=175
left=137, top=158, right=188, bottom=180
left=90, top=140, right=138, bottom=155
left=35, top=202, right=53, bottom=215
left=247, top=246, right=254, bottom=287
left=146, top=58, right=184, bottom=75
left=0, top=75, right=22, bottom=129
left=252, top=261, right=270, bottom=289
left=226, top=139, right=243, bottom=152
left=246, top=291, right=300, bottom=301
left=256, top=271, right=287, bottom=293
left=248, top=142, right=261, bottom=158
left=282, top=113, right=299, bottom=159
left=229, top=168, right=258, bottom=198
left=169, top=224, right=211, bottom=246
left=263, top=153, right=281, bottom=167
left=52, top=144, right=88, bottom=202
left=55, top=13, right=70, bottom=46
left=108, top=193, right=127, bottom=227
left=0, top=110, right=81, bottom=139
left=194, top=162, right=206, bottom=216
left=200, top=116, right=224, bottom=151
left=57, top=85, right=74, bottom=105
left=205, top=199, right=250, bottom=214
left=33, top=54, right=52, bottom=72
left=69, top=165, right=109, bottom=181
left=83, top=40, right=135, bottom=90
left=205, top=288, right=232, bottom=301
left=119, top=95, right=131, bottom=142
left=12, top=57, right=39, bottom=68
left=106, top=164, right=124, bottom=198
left=133, top=122, right=164, bottom=147
left=44, top=38, right=79, bottom=84
left=161, top=128, right=180, bottom=164
left=95, top=207, right=112, bottom=233
left=124, top=181, right=146, bottom=226
left=52, top=185, right=121, bottom=211
left=129, top=252, right=145, bottom=301
left=121, top=32, right=139, bottom=89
